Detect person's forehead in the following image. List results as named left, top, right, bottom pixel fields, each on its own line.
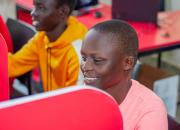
left=82, top=30, right=120, bottom=55
left=84, top=30, right=118, bottom=48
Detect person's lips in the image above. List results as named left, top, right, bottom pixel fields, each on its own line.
left=84, top=76, right=98, bottom=85
left=32, top=20, right=40, bottom=27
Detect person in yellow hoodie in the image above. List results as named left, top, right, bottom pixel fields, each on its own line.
left=8, top=0, right=87, bottom=91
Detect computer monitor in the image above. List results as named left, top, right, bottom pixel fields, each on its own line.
left=112, top=0, right=162, bottom=24
left=75, top=0, right=99, bottom=10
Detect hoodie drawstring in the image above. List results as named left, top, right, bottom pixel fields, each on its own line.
left=46, top=47, right=52, bottom=90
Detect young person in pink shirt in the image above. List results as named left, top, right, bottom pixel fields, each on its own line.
left=80, top=20, right=168, bottom=130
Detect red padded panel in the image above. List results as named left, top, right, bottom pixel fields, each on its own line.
left=0, top=16, right=13, bottom=52
left=0, top=86, right=123, bottom=130
left=0, top=34, right=9, bottom=101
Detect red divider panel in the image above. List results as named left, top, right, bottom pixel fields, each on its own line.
left=0, top=86, right=123, bottom=130
left=0, top=34, right=9, bottom=101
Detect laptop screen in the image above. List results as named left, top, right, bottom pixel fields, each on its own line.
left=112, top=0, right=162, bottom=24
left=75, top=0, right=99, bottom=10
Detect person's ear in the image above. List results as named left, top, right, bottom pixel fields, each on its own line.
left=123, top=56, right=135, bottom=71
left=58, top=5, right=70, bottom=17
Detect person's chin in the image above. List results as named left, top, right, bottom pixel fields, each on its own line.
left=32, top=21, right=42, bottom=31
left=33, top=25, right=42, bottom=31
left=84, top=81, right=100, bottom=89
left=35, top=27, right=43, bottom=31
left=84, top=80, right=94, bottom=85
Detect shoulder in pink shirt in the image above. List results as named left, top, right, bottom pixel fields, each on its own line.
left=119, top=80, right=168, bottom=130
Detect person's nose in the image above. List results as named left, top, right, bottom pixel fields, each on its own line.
left=31, top=8, right=37, bottom=17
left=81, top=59, right=93, bottom=72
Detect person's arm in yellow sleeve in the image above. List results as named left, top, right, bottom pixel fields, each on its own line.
left=8, top=37, right=39, bottom=78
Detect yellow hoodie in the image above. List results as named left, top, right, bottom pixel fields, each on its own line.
left=8, top=16, right=87, bottom=91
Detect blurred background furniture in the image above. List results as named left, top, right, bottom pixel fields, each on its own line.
left=16, top=0, right=33, bottom=24
left=6, top=18, right=35, bottom=53
left=168, top=115, right=180, bottom=130
left=131, top=60, right=141, bottom=80
left=112, top=0, right=162, bottom=24
left=6, top=18, right=36, bottom=97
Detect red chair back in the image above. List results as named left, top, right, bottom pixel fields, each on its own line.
left=0, top=33, right=9, bottom=101
left=0, top=16, right=13, bottom=52
left=0, top=86, right=123, bottom=130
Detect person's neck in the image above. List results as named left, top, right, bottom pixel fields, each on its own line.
left=105, top=77, right=132, bottom=105
left=46, top=20, right=67, bottom=42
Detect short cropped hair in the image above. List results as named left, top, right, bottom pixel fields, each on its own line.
left=91, top=19, right=139, bottom=64
left=57, top=0, right=77, bottom=14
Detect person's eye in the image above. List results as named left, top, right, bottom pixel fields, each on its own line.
left=37, top=5, right=45, bottom=10
left=81, top=56, right=87, bottom=62
left=93, top=58, right=104, bottom=64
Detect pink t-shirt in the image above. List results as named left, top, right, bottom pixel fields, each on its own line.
left=119, top=80, right=168, bottom=130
